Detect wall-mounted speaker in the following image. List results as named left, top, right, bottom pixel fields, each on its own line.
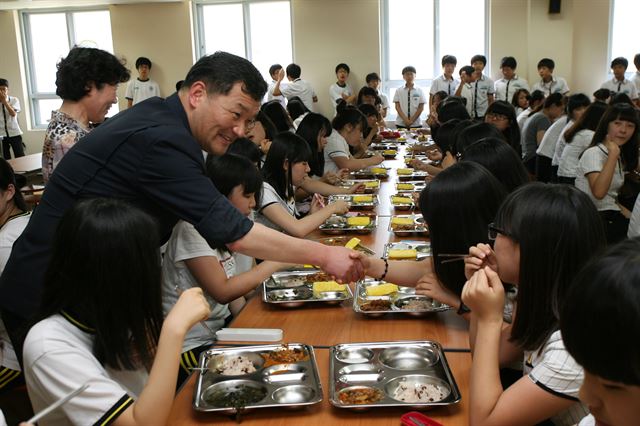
left=549, top=0, right=561, bottom=14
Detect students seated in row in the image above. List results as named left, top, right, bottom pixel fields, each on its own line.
left=272, top=63, right=318, bottom=112
left=520, top=92, right=565, bottom=175
left=469, top=54, right=495, bottom=120
left=575, top=103, right=639, bottom=244
left=494, top=56, right=529, bottom=103
left=256, top=132, right=349, bottom=237
left=600, top=57, right=639, bottom=105
left=323, top=105, right=383, bottom=173
left=560, top=237, right=640, bottom=426
left=394, top=66, right=426, bottom=128
left=511, top=88, right=530, bottom=117
left=162, top=154, right=290, bottom=383
left=463, top=183, right=606, bottom=426
left=329, top=63, right=355, bottom=114
left=429, top=55, right=459, bottom=108
left=484, top=100, right=521, bottom=156
left=266, top=64, right=286, bottom=107
left=532, top=57, right=570, bottom=96
left=365, top=72, right=389, bottom=118
left=23, top=198, right=211, bottom=426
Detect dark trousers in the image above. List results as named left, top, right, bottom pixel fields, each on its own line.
left=536, top=155, right=552, bottom=183
left=599, top=210, right=629, bottom=245
left=2, top=135, right=25, bottom=159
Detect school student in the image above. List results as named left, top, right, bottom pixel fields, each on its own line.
left=266, top=64, right=286, bottom=107
left=429, top=55, right=459, bottom=108
left=484, top=100, right=522, bottom=156
left=125, top=57, right=161, bottom=108
left=520, top=93, right=565, bottom=175
left=0, top=78, right=25, bottom=159
left=365, top=72, right=389, bottom=118
left=600, top=57, right=639, bottom=104
left=632, top=53, right=640, bottom=94
left=455, top=65, right=477, bottom=118
left=245, top=110, right=277, bottom=164
left=560, top=238, right=640, bottom=426
left=575, top=103, right=639, bottom=243
left=511, top=88, right=530, bottom=117
left=272, top=63, right=318, bottom=112
left=531, top=58, right=570, bottom=96
left=255, top=132, right=349, bottom=237
left=329, top=63, right=356, bottom=114
left=23, top=198, right=211, bottom=426
left=463, top=183, right=607, bottom=426
left=557, top=102, right=607, bottom=185
left=468, top=54, right=495, bottom=119
left=549, top=94, right=592, bottom=180
left=494, top=56, right=529, bottom=104
left=162, top=154, right=289, bottom=383
left=323, top=105, right=383, bottom=174
left=393, top=66, right=426, bottom=128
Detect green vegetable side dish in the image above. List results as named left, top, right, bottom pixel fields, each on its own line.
left=205, top=384, right=267, bottom=409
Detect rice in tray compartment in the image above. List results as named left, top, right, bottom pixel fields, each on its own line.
left=392, top=381, right=447, bottom=403
left=214, top=355, right=257, bottom=375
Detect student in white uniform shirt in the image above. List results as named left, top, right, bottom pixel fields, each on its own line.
left=266, top=64, right=287, bottom=107
left=494, top=56, right=529, bottom=104
left=365, top=72, right=389, bottom=119
left=550, top=94, right=592, bottom=180
left=429, top=55, right=459, bottom=109
left=272, top=63, right=318, bottom=112
left=0, top=78, right=25, bottom=159
left=393, top=66, right=427, bottom=128
left=575, top=103, right=639, bottom=244
left=329, top=63, right=356, bottom=115
left=600, top=57, right=639, bottom=103
left=560, top=238, right=640, bottom=426
left=468, top=54, right=495, bottom=120
left=23, top=198, right=211, bottom=426
left=463, top=184, right=605, bottom=426
left=632, top=54, right=640, bottom=94
left=124, top=57, right=161, bottom=108
left=456, top=66, right=478, bottom=118
left=531, top=58, right=570, bottom=96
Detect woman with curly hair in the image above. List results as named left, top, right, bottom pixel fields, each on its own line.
left=42, top=47, right=130, bottom=183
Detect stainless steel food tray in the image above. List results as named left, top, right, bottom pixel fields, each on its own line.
left=353, top=279, right=450, bottom=316
left=397, top=170, right=429, bottom=181
left=315, top=236, right=376, bottom=256
left=395, top=182, right=427, bottom=193
left=319, top=214, right=377, bottom=235
left=194, top=343, right=322, bottom=413
left=351, top=168, right=389, bottom=179
left=263, top=269, right=354, bottom=307
left=339, top=179, right=380, bottom=193
left=329, top=341, right=461, bottom=410
left=388, top=215, right=428, bottom=236
left=390, top=195, right=415, bottom=211
left=328, top=194, right=379, bottom=210
left=383, top=241, right=431, bottom=261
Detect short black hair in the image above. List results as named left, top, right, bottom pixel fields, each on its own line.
left=183, top=51, right=267, bottom=101
left=402, top=66, right=416, bottom=75
left=269, top=64, right=283, bottom=76
left=332, top=104, right=366, bottom=132
left=225, top=137, right=263, bottom=167
left=286, top=63, right=302, bottom=79
left=335, top=63, right=350, bottom=74
left=286, top=96, right=310, bottom=121
left=356, top=86, right=378, bottom=105
left=459, top=65, right=475, bottom=76
left=262, top=132, right=312, bottom=201
left=365, top=72, right=380, bottom=84
left=441, top=55, right=457, bottom=66
left=564, top=101, right=606, bottom=143
left=261, top=100, right=293, bottom=133
left=55, top=47, right=130, bottom=101
left=437, top=98, right=471, bottom=123
left=537, top=58, right=555, bottom=70
left=175, top=80, right=184, bottom=92
left=566, top=93, right=591, bottom=118
left=0, top=78, right=8, bottom=87
left=206, top=152, right=262, bottom=199
left=470, top=54, right=487, bottom=66
left=135, top=56, right=152, bottom=69
left=500, top=56, right=517, bottom=69
left=454, top=122, right=504, bottom=158
left=592, top=88, right=611, bottom=102
left=0, top=158, right=27, bottom=211
left=635, top=53, right=640, bottom=68
left=296, top=112, right=332, bottom=178
left=560, top=237, right=640, bottom=385
left=610, top=56, right=628, bottom=69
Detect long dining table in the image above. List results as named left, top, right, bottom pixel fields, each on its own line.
left=168, top=135, right=472, bottom=425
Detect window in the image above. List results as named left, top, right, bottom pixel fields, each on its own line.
left=609, top=0, right=640, bottom=77
left=194, top=0, right=293, bottom=84
left=21, top=9, right=115, bottom=128
left=381, top=0, right=487, bottom=119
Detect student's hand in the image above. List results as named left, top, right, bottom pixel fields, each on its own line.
left=415, top=272, right=460, bottom=308
left=165, top=287, right=211, bottom=336
left=409, top=159, right=427, bottom=171
left=370, top=154, right=384, bottom=165
left=259, top=139, right=272, bottom=155
left=330, top=199, right=349, bottom=215
left=277, top=68, right=286, bottom=81
left=461, top=267, right=505, bottom=324
left=321, top=247, right=365, bottom=283
left=426, top=149, right=443, bottom=162
left=464, top=243, right=498, bottom=279
left=341, top=92, right=350, bottom=100
left=310, top=194, right=325, bottom=214
left=403, top=118, right=412, bottom=127
left=0, top=92, right=7, bottom=104
left=348, top=183, right=366, bottom=194
left=337, top=168, right=350, bottom=180
left=604, top=139, right=621, bottom=158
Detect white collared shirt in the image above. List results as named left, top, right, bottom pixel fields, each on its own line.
left=494, top=76, right=529, bottom=103
left=267, top=80, right=287, bottom=107
left=532, top=76, right=570, bottom=96
left=280, top=78, right=317, bottom=112
left=0, top=96, right=22, bottom=138
left=429, top=75, right=459, bottom=96
left=632, top=71, right=640, bottom=93
left=470, top=74, right=495, bottom=118
left=393, top=85, right=426, bottom=127
left=601, top=77, right=639, bottom=100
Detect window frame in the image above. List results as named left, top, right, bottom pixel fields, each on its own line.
left=192, top=0, right=293, bottom=62
left=380, top=0, right=489, bottom=119
left=607, top=0, right=636, bottom=79
left=20, top=7, right=113, bottom=129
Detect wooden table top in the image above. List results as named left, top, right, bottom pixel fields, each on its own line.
left=168, top=136, right=471, bottom=425
left=7, top=152, right=42, bottom=174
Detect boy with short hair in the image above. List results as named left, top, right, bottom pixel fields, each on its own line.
left=494, top=56, right=529, bottom=103
left=600, top=57, right=638, bottom=103
left=366, top=72, right=389, bottom=118
left=455, top=65, right=478, bottom=118
left=272, top=63, right=318, bottom=112
left=466, top=54, right=495, bottom=119
left=429, top=55, right=459, bottom=108
left=393, top=66, right=426, bottom=128
left=329, top=63, right=356, bottom=113
left=266, top=64, right=286, bottom=107
left=125, top=56, right=161, bottom=108
left=531, top=58, right=570, bottom=96
left=0, top=78, right=25, bottom=159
